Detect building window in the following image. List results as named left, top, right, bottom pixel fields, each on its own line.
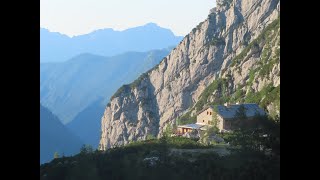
left=203, top=120, right=204, bottom=123
left=210, top=112, right=212, bottom=115
left=207, top=111, right=209, bottom=115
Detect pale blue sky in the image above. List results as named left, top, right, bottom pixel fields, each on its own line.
left=40, top=0, right=216, bottom=37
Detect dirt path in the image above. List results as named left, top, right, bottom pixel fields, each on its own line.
left=169, top=146, right=230, bottom=156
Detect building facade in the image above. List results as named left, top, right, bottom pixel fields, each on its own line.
left=177, top=103, right=266, bottom=134
left=196, top=106, right=214, bottom=125
left=213, top=103, right=265, bottom=132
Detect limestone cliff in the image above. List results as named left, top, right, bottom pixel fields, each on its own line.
left=99, top=0, right=280, bottom=149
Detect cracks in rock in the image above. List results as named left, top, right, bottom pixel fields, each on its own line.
left=258, top=0, right=280, bottom=24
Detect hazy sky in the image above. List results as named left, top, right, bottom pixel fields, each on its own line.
left=40, top=0, right=216, bottom=37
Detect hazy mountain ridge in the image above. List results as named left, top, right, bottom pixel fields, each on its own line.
left=40, top=23, right=183, bottom=62
left=41, top=48, right=172, bottom=147
left=66, top=98, right=105, bottom=149
left=41, top=48, right=171, bottom=124
left=40, top=104, right=83, bottom=164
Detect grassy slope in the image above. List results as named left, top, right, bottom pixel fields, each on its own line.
left=40, top=136, right=279, bottom=180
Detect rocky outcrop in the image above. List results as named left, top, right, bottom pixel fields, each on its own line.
left=99, top=0, right=280, bottom=150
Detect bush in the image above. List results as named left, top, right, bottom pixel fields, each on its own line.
left=146, top=134, right=156, bottom=140
left=176, top=111, right=196, bottom=125
left=244, top=84, right=279, bottom=114
left=41, top=135, right=279, bottom=180
left=80, top=144, right=94, bottom=154
left=194, top=78, right=228, bottom=111
left=130, top=72, right=149, bottom=89
left=110, top=84, right=131, bottom=100
left=209, top=37, right=226, bottom=46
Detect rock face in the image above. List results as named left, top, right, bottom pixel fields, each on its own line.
left=99, top=0, right=280, bottom=150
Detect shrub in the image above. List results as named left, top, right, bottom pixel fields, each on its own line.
left=176, top=111, right=196, bottom=125
left=110, top=84, right=131, bottom=100
left=146, top=134, right=156, bottom=140
left=80, top=144, right=94, bottom=154
left=209, top=37, right=226, bottom=46
left=195, top=78, right=228, bottom=111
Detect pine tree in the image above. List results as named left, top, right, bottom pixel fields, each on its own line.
left=54, top=151, right=59, bottom=159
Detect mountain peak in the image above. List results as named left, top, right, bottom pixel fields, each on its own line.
left=41, top=23, right=182, bottom=63
left=216, top=0, right=233, bottom=10
left=90, top=28, right=115, bottom=34
left=144, top=22, right=159, bottom=27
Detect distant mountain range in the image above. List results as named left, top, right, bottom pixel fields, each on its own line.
left=40, top=48, right=171, bottom=148
left=40, top=104, right=83, bottom=164
left=65, top=98, right=105, bottom=149
left=40, top=23, right=183, bottom=63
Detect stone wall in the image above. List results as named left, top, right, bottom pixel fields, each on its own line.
left=197, top=107, right=214, bottom=124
